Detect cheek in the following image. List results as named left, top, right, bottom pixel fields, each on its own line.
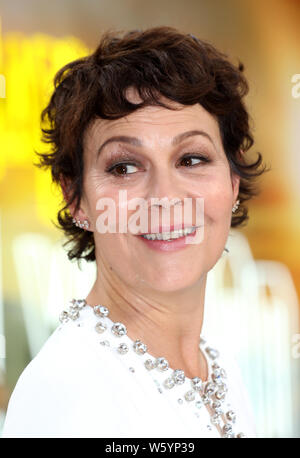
left=85, top=175, right=145, bottom=230
left=83, top=173, right=122, bottom=222
left=204, top=175, right=233, bottom=224
left=94, top=232, right=139, bottom=285
left=200, top=176, right=233, bottom=266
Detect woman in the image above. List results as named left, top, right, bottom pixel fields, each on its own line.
left=2, top=26, right=266, bottom=438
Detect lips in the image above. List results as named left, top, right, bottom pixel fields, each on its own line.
left=136, top=226, right=201, bottom=252
left=140, top=226, right=196, bottom=241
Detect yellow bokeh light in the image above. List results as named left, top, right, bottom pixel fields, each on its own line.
left=0, top=22, right=90, bottom=226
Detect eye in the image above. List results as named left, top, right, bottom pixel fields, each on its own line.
left=178, top=154, right=210, bottom=167
left=106, top=162, right=139, bottom=177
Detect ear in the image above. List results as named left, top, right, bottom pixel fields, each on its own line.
left=59, top=174, right=92, bottom=231
left=231, top=171, right=240, bottom=205
left=60, top=174, right=72, bottom=204
left=59, top=174, right=77, bottom=218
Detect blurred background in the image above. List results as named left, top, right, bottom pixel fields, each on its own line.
left=0, top=0, right=299, bottom=438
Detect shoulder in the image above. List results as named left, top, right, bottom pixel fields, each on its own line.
left=2, top=310, right=114, bottom=437
left=11, top=314, right=97, bottom=384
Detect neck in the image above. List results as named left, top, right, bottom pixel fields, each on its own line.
left=85, top=266, right=208, bottom=380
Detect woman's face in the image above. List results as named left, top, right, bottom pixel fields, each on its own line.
left=80, top=89, right=240, bottom=293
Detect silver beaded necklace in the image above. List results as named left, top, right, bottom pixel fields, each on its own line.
left=59, top=298, right=246, bottom=438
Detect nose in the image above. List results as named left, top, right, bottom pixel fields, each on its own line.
left=146, top=169, right=185, bottom=209
left=144, top=170, right=192, bottom=230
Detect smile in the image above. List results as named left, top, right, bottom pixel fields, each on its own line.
left=140, top=226, right=197, bottom=242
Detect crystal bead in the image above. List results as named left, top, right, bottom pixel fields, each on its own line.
left=129, top=367, right=135, bottom=373
left=222, top=423, right=233, bottom=436
left=144, top=359, right=156, bottom=370
left=191, top=376, right=203, bottom=391
left=210, top=413, right=220, bottom=425
left=201, top=394, right=210, bottom=405
left=184, top=390, right=196, bottom=402
left=195, top=401, right=202, bottom=409
left=220, top=382, right=228, bottom=392
left=205, top=346, right=220, bottom=360
left=100, top=340, right=110, bottom=346
left=212, top=368, right=223, bottom=385
left=177, top=398, right=183, bottom=404
left=172, top=369, right=185, bottom=385
left=226, top=410, right=236, bottom=423
left=69, top=301, right=79, bottom=311
left=212, top=362, right=220, bottom=370
left=94, top=305, right=109, bottom=317
left=220, top=368, right=227, bottom=378
left=155, top=357, right=169, bottom=371
left=212, top=400, right=223, bottom=415
left=59, top=311, right=70, bottom=323
left=204, top=382, right=216, bottom=396
left=236, top=432, right=246, bottom=438
left=68, top=309, right=79, bottom=320
left=95, top=321, right=107, bottom=333
left=164, top=377, right=175, bottom=389
left=133, top=339, right=147, bottom=355
left=111, top=322, right=127, bottom=337
left=215, top=389, right=226, bottom=401
left=117, top=343, right=129, bottom=354
left=212, top=400, right=221, bottom=409
left=70, top=299, right=86, bottom=310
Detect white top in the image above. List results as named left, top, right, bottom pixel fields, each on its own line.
left=2, top=302, right=257, bottom=438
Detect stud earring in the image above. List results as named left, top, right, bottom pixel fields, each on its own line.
left=232, top=199, right=240, bottom=213
left=72, top=217, right=90, bottom=230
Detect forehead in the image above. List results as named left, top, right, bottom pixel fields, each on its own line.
left=84, top=91, right=221, bottom=149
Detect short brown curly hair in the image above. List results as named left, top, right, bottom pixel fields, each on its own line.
left=35, top=26, right=268, bottom=263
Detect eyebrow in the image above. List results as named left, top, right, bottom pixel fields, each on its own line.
left=97, top=129, right=215, bottom=158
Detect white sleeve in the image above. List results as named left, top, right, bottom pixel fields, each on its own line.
left=1, top=324, right=119, bottom=438
left=1, top=330, right=86, bottom=438
left=2, top=358, right=68, bottom=438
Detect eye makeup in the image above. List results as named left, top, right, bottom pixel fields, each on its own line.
left=101, top=141, right=213, bottom=177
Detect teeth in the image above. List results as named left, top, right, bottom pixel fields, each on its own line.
left=147, top=234, right=156, bottom=240
left=141, top=227, right=196, bottom=241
